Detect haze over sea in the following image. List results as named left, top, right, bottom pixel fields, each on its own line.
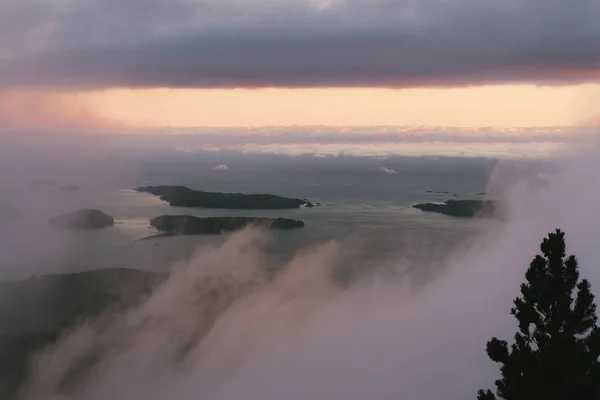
left=3, top=126, right=599, bottom=400
left=4, top=0, right=600, bottom=397
left=0, top=127, right=559, bottom=280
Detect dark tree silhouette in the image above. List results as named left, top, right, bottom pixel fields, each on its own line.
left=478, top=229, right=600, bottom=400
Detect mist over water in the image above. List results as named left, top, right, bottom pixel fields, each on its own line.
left=2, top=133, right=599, bottom=399
left=0, top=143, right=494, bottom=280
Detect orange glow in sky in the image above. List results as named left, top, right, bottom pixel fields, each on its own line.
left=84, top=84, right=600, bottom=128
left=1, top=84, right=598, bottom=131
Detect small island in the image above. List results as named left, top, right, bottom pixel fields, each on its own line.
left=147, top=215, right=305, bottom=237
left=49, top=209, right=115, bottom=230
left=136, top=185, right=314, bottom=209
left=413, top=199, right=501, bottom=218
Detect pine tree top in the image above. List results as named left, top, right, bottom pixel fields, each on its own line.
left=478, top=230, right=600, bottom=400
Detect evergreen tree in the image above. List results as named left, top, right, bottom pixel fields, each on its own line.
left=478, top=229, right=600, bottom=400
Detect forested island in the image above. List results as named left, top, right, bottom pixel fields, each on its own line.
left=148, top=215, right=305, bottom=237
left=413, top=199, right=501, bottom=218
left=0, top=268, right=167, bottom=399
left=136, top=186, right=315, bottom=209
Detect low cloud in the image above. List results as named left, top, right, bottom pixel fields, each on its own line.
left=15, top=137, right=600, bottom=399
left=378, top=166, right=397, bottom=174
left=20, top=228, right=346, bottom=399
left=214, top=164, right=230, bottom=171
left=157, top=126, right=572, bottom=158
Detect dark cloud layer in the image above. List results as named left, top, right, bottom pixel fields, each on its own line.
left=1, top=0, right=600, bottom=90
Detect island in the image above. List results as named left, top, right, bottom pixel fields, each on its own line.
left=413, top=199, right=502, bottom=218
left=0, top=268, right=167, bottom=399
left=147, top=215, right=305, bottom=237
left=49, top=209, right=115, bottom=230
left=136, top=185, right=315, bottom=209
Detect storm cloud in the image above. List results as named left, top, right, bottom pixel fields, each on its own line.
left=1, top=0, right=600, bottom=89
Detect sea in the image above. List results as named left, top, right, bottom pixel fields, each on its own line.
left=0, top=148, right=504, bottom=282
left=5, top=130, right=593, bottom=400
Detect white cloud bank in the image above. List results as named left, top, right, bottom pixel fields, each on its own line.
left=378, top=166, right=397, bottom=174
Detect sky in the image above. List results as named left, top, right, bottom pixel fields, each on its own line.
left=1, top=0, right=600, bottom=129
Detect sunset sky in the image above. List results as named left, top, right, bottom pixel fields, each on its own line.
left=1, top=0, right=599, bottom=130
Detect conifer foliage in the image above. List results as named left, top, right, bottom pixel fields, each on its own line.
left=478, top=230, right=600, bottom=399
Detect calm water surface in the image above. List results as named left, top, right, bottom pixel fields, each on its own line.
left=0, top=156, right=499, bottom=280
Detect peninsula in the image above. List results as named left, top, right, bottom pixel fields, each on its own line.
left=136, top=185, right=314, bottom=209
